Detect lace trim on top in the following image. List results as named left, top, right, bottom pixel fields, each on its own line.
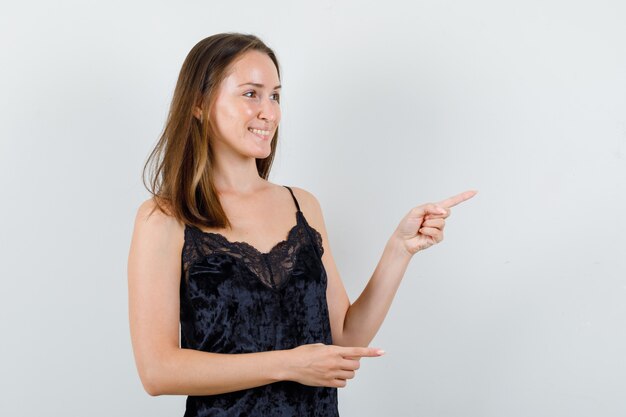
left=183, top=211, right=324, bottom=291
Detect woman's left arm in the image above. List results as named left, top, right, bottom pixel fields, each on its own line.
left=295, top=188, right=477, bottom=347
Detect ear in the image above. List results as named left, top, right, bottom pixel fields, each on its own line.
left=192, top=106, right=203, bottom=120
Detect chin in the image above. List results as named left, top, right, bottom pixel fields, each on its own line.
left=255, top=150, right=273, bottom=160
left=252, top=143, right=273, bottom=159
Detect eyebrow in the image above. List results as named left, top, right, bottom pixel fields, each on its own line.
left=238, top=82, right=282, bottom=90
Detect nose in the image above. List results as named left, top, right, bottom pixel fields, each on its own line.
left=258, top=97, right=278, bottom=123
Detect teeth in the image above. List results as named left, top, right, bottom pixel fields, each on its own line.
left=249, top=128, right=270, bottom=136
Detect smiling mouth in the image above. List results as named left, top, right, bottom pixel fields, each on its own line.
left=248, top=127, right=271, bottom=139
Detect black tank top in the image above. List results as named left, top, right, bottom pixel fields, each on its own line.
left=180, top=185, right=339, bottom=417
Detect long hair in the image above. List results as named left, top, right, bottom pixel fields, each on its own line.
left=142, top=33, right=281, bottom=229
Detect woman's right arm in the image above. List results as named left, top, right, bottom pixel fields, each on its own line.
left=127, top=199, right=382, bottom=396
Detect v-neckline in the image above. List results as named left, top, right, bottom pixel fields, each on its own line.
left=188, top=211, right=303, bottom=256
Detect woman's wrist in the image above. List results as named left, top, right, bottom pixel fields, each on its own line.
left=387, top=232, right=415, bottom=260
left=266, top=348, right=295, bottom=383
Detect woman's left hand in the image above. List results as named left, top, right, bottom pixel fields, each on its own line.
left=393, top=190, right=478, bottom=256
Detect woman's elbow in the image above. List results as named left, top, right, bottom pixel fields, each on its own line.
left=138, top=373, right=158, bottom=397
left=138, top=361, right=168, bottom=396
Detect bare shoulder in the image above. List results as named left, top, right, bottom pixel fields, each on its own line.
left=132, top=197, right=184, bottom=251
left=288, top=186, right=322, bottom=215
left=135, top=195, right=173, bottom=218
left=128, top=197, right=185, bottom=301
left=288, top=186, right=327, bottom=236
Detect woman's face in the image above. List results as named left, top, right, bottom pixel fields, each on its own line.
left=208, top=50, right=281, bottom=160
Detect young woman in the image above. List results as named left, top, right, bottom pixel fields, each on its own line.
left=127, top=32, right=476, bottom=417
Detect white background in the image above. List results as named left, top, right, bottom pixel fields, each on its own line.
left=1, top=0, right=625, bottom=416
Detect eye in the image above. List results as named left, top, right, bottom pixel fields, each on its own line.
left=243, top=90, right=280, bottom=102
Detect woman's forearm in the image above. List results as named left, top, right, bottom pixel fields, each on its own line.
left=340, top=235, right=413, bottom=347
left=141, top=347, right=290, bottom=396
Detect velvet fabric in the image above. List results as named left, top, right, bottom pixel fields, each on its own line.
left=180, top=186, right=339, bottom=417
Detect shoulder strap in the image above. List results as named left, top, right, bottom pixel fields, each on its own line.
left=283, top=185, right=323, bottom=259
left=283, top=185, right=301, bottom=212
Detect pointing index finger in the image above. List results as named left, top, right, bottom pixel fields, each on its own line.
left=437, top=190, right=478, bottom=209
left=340, top=347, right=386, bottom=358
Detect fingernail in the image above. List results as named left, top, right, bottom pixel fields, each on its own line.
left=376, top=349, right=386, bottom=355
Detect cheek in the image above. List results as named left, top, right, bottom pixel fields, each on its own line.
left=276, top=107, right=282, bottom=122
left=213, top=97, right=248, bottom=122
left=241, top=105, right=256, bottom=119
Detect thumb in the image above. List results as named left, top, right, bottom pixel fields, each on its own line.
left=420, top=203, right=447, bottom=217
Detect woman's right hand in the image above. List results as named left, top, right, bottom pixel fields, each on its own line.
left=284, top=343, right=385, bottom=388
